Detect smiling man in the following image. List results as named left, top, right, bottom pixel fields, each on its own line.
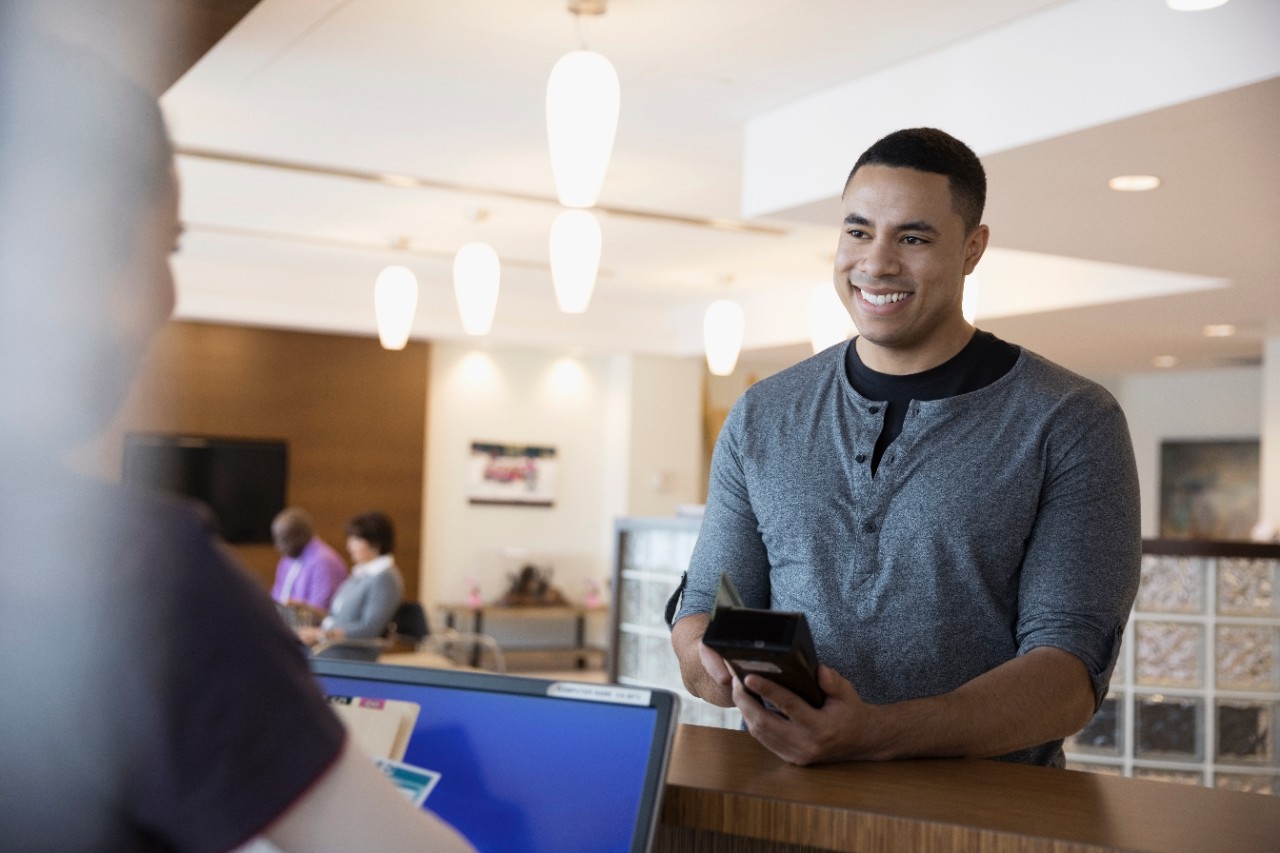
left=670, top=128, right=1141, bottom=768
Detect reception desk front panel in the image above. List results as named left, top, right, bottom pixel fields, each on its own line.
left=657, top=724, right=1280, bottom=853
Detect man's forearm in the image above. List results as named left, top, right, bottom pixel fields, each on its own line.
left=862, top=647, right=1095, bottom=761
left=266, top=738, right=474, bottom=852
left=740, top=646, right=1096, bottom=765
left=671, top=613, right=734, bottom=707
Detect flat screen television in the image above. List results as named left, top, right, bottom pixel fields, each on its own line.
left=122, top=433, right=288, bottom=544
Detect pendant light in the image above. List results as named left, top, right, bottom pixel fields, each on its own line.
left=807, top=283, right=853, bottom=354
left=453, top=242, right=500, bottom=336
left=962, top=274, right=981, bottom=325
left=546, top=3, right=619, bottom=208
left=549, top=208, right=602, bottom=313
left=703, top=298, right=745, bottom=377
left=373, top=262, right=418, bottom=351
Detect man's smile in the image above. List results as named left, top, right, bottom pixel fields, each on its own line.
left=855, top=286, right=913, bottom=307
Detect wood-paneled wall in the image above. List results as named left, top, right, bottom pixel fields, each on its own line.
left=95, top=321, right=429, bottom=600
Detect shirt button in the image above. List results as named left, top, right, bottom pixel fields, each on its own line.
left=855, top=453, right=867, bottom=463
left=868, top=406, right=880, bottom=414
left=864, top=521, right=877, bottom=534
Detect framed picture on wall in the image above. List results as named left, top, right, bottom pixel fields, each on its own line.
left=467, top=442, right=558, bottom=507
left=1159, top=439, right=1260, bottom=540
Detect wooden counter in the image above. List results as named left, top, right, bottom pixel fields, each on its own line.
left=656, top=725, right=1279, bottom=853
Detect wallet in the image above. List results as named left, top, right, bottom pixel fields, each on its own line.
left=701, top=572, right=825, bottom=709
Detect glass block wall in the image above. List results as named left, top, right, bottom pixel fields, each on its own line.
left=1066, top=546, right=1280, bottom=796
left=611, top=517, right=743, bottom=729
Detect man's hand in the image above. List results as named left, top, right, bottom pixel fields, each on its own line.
left=296, top=626, right=322, bottom=646
left=731, top=646, right=1096, bottom=766
left=671, top=613, right=734, bottom=707
left=734, top=665, right=887, bottom=765
left=288, top=600, right=328, bottom=621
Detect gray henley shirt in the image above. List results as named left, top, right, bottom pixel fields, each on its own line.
left=674, top=339, right=1142, bottom=766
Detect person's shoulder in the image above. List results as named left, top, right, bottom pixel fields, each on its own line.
left=309, top=535, right=347, bottom=566
left=1010, top=347, right=1124, bottom=416
left=382, top=562, right=405, bottom=589
left=84, top=480, right=207, bottom=552
left=741, top=341, right=848, bottom=404
left=63, top=482, right=248, bottom=619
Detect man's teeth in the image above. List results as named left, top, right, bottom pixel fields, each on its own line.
left=861, top=290, right=909, bottom=306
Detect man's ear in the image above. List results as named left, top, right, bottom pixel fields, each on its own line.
left=963, top=224, right=990, bottom=275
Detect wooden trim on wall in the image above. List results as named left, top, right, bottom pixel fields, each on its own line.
left=97, top=320, right=429, bottom=601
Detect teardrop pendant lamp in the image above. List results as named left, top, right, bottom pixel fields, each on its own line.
left=807, top=283, right=853, bottom=354
left=962, top=274, right=982, bottom=325
left=546, top=38, right=619, bottom=208
left=703, top=299, right=745, bottom=377
left=549, top=208, right=602, bottom=313
left=373, top=264, right=418, bottom=350
left=453, top=242, right=500, bottom=335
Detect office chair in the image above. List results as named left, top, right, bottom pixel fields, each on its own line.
left=389, top=601, right=507, bottom=673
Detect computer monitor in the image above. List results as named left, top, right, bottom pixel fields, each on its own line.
left=309, top=659, right=679, bottom=853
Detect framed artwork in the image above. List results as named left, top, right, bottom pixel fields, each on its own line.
left=467, top=442, right=558, bottom=507
left=1159, top=439, right=1259, bottom=540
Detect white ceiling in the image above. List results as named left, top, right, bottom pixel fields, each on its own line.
left=158, top=0, right=1280, bottom=379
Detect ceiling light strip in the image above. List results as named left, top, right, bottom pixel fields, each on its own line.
left=175, top=146, right=788, bottom=237
left=182, top=221, right=562, bottom=274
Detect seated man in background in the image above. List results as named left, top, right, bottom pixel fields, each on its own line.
left=271, top=507, right=348, bottom=623
left=0, top=8, right=472, bottom=851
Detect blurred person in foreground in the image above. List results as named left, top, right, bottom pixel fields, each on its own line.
left=0, top=14, right=473, bottom=853
left=271, top=507, right=348, bottom=623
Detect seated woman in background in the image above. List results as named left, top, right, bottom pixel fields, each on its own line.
left=298, top=511, right=404, bottom=647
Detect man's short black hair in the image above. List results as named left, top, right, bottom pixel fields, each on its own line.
left=346, top=511, right=395, bottom=555
left=845, top=128, right=986, bottom=232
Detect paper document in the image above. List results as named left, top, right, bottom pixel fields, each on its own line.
left=326, top=695, right=420, bottom=761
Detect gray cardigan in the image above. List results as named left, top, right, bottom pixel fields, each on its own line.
left=324, top=559, right=404, bottom=639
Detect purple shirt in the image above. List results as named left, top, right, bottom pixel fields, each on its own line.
left=271, top=536, right=348, bottom=611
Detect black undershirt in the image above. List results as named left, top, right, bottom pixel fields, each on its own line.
left=845, top=329, right=1020, bottom=474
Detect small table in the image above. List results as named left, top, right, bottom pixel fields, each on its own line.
left=438, top=602, right=607, bottom=668
left=378, top=649, right=461, bottom=670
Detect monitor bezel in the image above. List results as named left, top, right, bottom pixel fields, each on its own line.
left=309, top=659, right=679, bottom=853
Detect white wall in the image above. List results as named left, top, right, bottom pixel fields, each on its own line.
left=420, top=343, right=703, bottom=618
left=421, top=339, right=1268, bottom=622
left=624, top=355, right=705, bottom=517
left=1111, top=365, right=1263, bottom=537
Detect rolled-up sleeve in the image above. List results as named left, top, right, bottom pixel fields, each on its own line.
left=1015, top=392, right=1142, bottom=709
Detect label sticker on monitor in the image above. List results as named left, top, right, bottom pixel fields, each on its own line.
left=547, top=682, right=652, bottom=706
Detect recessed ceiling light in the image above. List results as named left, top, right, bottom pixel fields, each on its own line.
left=1108, top=174, right=1161, bottom=192
left=1203, top=324, right=1237, bottom=337
left=1166, top=0, right=1229, bottom=11
left=1153, top=355, right=1179, bottom=368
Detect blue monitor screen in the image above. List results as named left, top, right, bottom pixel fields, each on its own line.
left=315, top=670, right=669, bottom=853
